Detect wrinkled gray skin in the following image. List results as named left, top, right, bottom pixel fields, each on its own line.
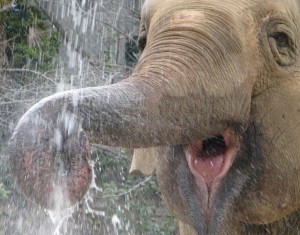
left=9, top=0, right=300, bottom=234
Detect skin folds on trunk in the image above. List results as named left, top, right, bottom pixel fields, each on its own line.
left=10, top=78, right=243, bottom=149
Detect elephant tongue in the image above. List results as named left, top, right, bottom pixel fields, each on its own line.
left=185, top=130, right=239, bottom=194
left=194, top=150, right=225, bottom=188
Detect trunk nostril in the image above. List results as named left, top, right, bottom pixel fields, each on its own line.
left=202, top=135, right=227, bottom=157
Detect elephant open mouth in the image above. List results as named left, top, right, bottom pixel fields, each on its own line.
left=185, top=129, right=240, bottom=215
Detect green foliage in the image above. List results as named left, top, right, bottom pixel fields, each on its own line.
left=10, top=32, right=60, bottom=70
left=2, top=0, right=60, bottom=70
left=0, top=0, right=11, bottom=9
left=0, top=183, right=10, bottom=200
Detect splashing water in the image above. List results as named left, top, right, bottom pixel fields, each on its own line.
left=112, top=214, right=121, bottom=235
left=84, top=159, right=105, bottom=217
left=47, top=204, right=74, bottom=235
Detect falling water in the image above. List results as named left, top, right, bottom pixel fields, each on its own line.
left=47, top=191, right=74, bottom=235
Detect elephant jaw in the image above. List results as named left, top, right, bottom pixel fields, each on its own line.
left=185, top=128, right=240, bottom=217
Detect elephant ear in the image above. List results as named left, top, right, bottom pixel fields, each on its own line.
left=130, top=148, right=156, bottom=175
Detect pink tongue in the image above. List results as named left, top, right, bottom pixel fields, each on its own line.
left=186, top=131, right=239, bottom=192
left=193, top=155, right=224, bottom=188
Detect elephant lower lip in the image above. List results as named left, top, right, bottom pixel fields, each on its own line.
left=185, top=129, right=240, bottom=211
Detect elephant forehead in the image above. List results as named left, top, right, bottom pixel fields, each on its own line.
left=173, top=10, right=206, bottom=26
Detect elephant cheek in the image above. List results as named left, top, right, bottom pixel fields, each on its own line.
left=12, top=129, right=92, bottom=210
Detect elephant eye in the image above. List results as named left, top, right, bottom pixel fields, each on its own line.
left=272, top=32, right=289, bottom=48
left=267, top=23, right=296, bottom=66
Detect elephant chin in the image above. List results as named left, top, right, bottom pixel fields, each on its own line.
left=10, top=128, right=92, bottom=210
left=185, top=128, right=240, bottom=218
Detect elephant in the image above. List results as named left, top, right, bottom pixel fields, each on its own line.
left=8, top=0, right=300, bottom=234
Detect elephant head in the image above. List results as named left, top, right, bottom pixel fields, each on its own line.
left=9, top=0, right=300, bottom=234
